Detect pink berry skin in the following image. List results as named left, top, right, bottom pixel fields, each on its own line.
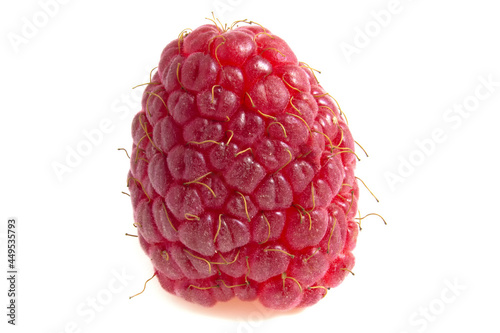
left=127, top=20, right=359, bottom=310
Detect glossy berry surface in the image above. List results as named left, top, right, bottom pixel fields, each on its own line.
left=127, top=21, right=359, bottom=310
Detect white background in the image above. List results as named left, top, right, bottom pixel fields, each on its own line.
left=1, top=0, right=500, bottom=332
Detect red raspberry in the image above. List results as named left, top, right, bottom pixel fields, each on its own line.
left=127, top=19, right=360, bottom=310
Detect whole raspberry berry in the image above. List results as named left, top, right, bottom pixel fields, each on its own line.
left=127, top=18, right=360, bottom=310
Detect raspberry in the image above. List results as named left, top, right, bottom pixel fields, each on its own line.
left=126, top=18, right=360, bottom=310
